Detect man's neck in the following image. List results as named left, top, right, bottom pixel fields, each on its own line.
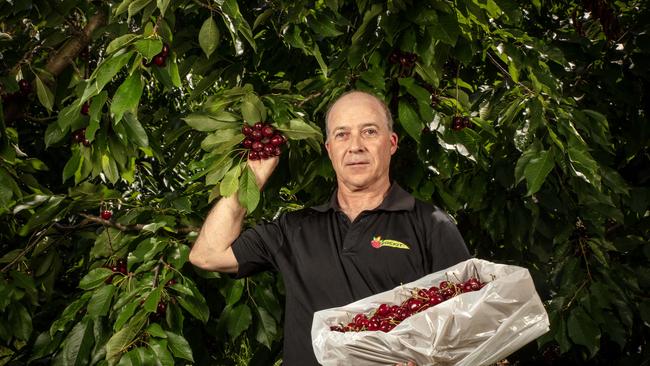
left=336, top=179, right=391, bottom=221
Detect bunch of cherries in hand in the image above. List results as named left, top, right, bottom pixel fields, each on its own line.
left=241, top=122, right=286, bottom=160
left=330, top=276, right=487, bottom=333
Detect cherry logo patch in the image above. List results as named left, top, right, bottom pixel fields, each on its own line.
left=370, top=236, right=410, bottom=250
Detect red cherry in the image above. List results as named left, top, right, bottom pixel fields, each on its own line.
left=242, top=138, right=253, bottom=148
left=452, top=116, right=465, bottom=131
left=251, top=141, right=263, bottom=152
left=153, top=55, right=166, bottom=67
left=263, top=145, right=275, bottom=155
left=270, top=134, right=284, bottom=146
left=258, top=151, right=269, bottom=159
left=251, top=130, right=263, bottom=141
left=82, top=139, right=91, bottom=147
left=377, top=304, right=390, bottom=317
left=167, top=279, right=177, bottom=286
left=248, top=151, right=260, bottom=160
left=242, top=124, right=253, bottom=136
left=18, top=79, right=31, bottom=95
left=253, top=122, right=264, bottom=130
left=262, top=125, right=274, bottom=137
left=160, top=43, right=170, bottom=57
left=407, top=299, right=423, bottom=313
left=156, top=301, right=167, bottom=315
left=81, top=102, right=90, bottom=116
left=273, top=146, right=282, bottom=156
left=100, top=210, right=113, bottom=220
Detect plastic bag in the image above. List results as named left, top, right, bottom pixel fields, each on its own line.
left=311, top=258, right=550, bottom=366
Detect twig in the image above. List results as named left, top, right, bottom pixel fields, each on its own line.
left=78, top=213, right=199, bottom=234
left=486, top=51, right=534, bottom=95
left=0, top=225, right=52, bottom=273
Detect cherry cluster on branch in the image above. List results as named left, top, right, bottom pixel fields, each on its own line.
left=241, top=122, right=286, bottom=160
left=143, top=43, right=171, bottom=67
left=330, top=276, right=487, bottom=333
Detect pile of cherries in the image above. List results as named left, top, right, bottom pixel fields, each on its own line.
left=330, top=276, right=487, bottom=333
left=241, top=122, right=286, bottom=160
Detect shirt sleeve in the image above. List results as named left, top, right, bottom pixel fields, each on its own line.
left=428, top=207, right=471, bottom=272
left=230, top=218, right=285, bottom=278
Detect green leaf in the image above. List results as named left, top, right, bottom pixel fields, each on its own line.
left=157, top=0, right=170, bottom=16
left=398, top=100, right=422, bottom=143
left=63, top=149, right=82, bottom=182
left=111, top=71, right=143, bottom=123
left=219, top=162, right=242, bottom=197
left=89, top=51, right=134, bottom=99
left=568, top=306, right=601, bottom=358
left=226, top=304, right=252, bottom=339
left=238, top=165, right=260, bottom=212
left=148, top=339, right=173, bottom=366
left=87, top=284, right=116, bottom=317
left=128, top=0, right=152, bottom=19
left=279, top=119, right=323, bottom=141
left=50, top=293, right=91, bottom=337
left=240, top=95, right=265, bottom=124
left=105, top=311, right=147, bottom=365
left=200, top=129, right=243, bottom=152
left=146, top=323, right=166, bottom=338
left=79, top=268, right=114, bottom=290
left=143, top=287, right=162, bottom=313
left=114, top=302, right=139, bottom=331
left=106, top=34, right=140, bottom=55
left=61, top=318, right=94, bottom=366
left=9, top=302, right=32, bottom=340
left=523, top=148, right=555, bottom=195
left=133, top=38, right=162, bottom=60
left=433, top=11, right=461, bottom=46
left=87, top=91, right=108, bottom=141
left=164, top=331, right=194, bottom=362
left=199, top=16, right=220, bottom=58
left=255, top=307, right=277, bottom=349
left=45, top=122, right=68, bottom=147
left=253, top=287, right=282, bottom=322
left=351, top=4, right=383, bottom=43
left=122, top=113, right=149, bottom=147
left=183, top=113, right=239, bottom=132
left=568, top=143, right=600, bottom=187
left=223, top=279, right=244, bottom=306
left=34, top=74, right=54, bottom=111
left=176, top=292, right=210, bottom=324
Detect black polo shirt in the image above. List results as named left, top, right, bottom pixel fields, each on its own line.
left=231, top=184, right=470, bottom=365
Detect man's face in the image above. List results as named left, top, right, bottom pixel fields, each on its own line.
left=325, top=92, right=398, bottom=191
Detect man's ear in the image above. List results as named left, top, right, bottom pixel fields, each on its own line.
left=390, top=132, right=398, bottom=155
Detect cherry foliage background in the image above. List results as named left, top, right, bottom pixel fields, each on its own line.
left=0, top=0, right=648, bottom=365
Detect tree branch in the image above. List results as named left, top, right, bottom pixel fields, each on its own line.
left=45, top=12, right=107, bottom=77
left=78, top=213, right=199, bottom=234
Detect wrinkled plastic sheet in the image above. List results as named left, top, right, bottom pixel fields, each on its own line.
left=311, top=258, right=550, bottom=366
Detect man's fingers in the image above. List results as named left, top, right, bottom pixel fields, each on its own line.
left=247, top=156, right=279, bottom=189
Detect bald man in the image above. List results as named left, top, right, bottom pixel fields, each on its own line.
left=189, top=90, right=470, bottom=365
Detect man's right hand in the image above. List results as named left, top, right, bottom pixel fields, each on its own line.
left=247, top=155, right=279, bottom=190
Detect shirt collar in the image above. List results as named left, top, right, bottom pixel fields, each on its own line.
left=311, top=183, right=415, bottom=213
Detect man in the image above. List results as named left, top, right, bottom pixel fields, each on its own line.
left=189, top=91, right=470, bottom=365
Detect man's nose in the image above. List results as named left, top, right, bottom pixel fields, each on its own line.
left=347, top=132, right=365, bottom=152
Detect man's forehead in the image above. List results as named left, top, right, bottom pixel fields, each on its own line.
left=331, top=122, right=380, bottom=131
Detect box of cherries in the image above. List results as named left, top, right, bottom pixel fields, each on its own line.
left=311, top=258, right=550, bottom=366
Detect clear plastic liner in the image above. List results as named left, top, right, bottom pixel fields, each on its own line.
left=311, top=259, right=550, bottom=366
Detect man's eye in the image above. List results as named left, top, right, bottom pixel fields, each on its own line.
left=364, top=129, right=377, bottom=136
left=335, top=132, right=347, bottom=138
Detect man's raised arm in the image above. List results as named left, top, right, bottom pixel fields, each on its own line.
left=188, top=157, right=279, bottom=273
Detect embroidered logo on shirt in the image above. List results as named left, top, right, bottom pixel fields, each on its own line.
left=370, top=236, right=410, bottom=250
